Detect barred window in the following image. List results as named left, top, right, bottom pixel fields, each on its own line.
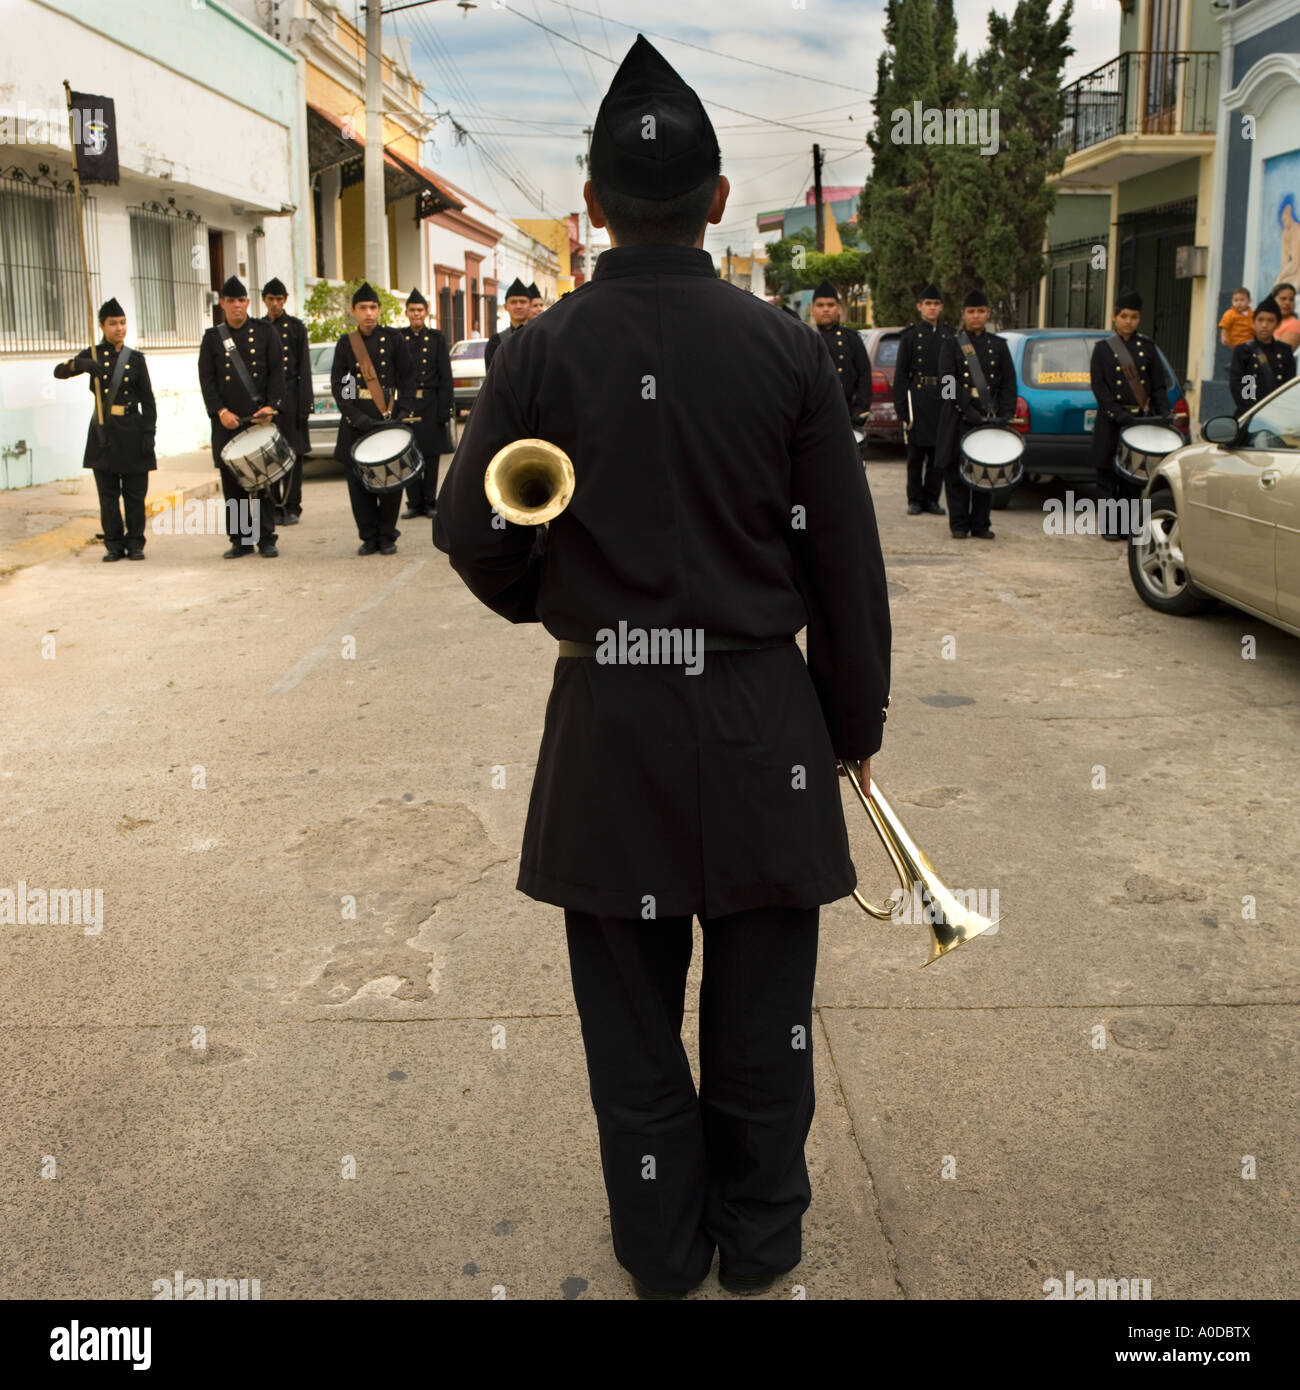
left=0, top=168, right=100, bottom=353
left=129, top=205, right=208, bottom=347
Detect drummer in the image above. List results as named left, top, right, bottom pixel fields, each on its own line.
left=197, top=275, right=286, bottom=558
left=1228, top=296, right=1296, bottom=416
left=936, top=288, right=1016, bottom=540
left=1088, top=290, right=1169, bottom=542
left=330, top=282, right=418, bottom=556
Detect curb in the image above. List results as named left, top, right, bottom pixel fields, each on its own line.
left=0, top=476, right=223, bottom=580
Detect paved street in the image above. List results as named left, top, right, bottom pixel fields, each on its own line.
left=2, top=447, right=1297, bottom=1300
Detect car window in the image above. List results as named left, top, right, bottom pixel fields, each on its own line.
left=451, top=340, right=486, bottom=359
left=872, top=335, right=899, bottom=367
left=1023, top=337, right=1096, bottom=389
left=309, top=344, right=334, bottom=373
left=1241, top=378, right=1300, bottom=450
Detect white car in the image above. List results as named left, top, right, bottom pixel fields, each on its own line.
left=451, top=338, right=488, bottom=414
left=306, top=342, right=339, bottom=459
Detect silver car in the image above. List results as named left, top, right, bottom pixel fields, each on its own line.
left=1129, top=375, right=1300, bottom=636
left=306, top=342, right=339, bottom=459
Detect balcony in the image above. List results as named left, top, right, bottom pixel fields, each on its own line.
left=1053, top=51, right=1219, bottom=187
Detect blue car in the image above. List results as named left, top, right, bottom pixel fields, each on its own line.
left=993, top=329, right=1190, bottom=505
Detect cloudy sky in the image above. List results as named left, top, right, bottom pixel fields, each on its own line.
left=379, top=0, right=1122, bottom=259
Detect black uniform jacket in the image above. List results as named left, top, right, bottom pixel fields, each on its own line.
left=815, top=322, right=872, bottom=425
left=484, top=321, right=524, bottom=370
left=264, top=312, right=314, bottom=454
left=329, top=326, right=417, bottom=466
left=53, top=341, right=156, bottom=473
left=1088, top=332, right=1170, bottom=470
left=400, top=324, right=455, bottom=455
left=936, top=327, right=1017, bottom=466
left=1228, top=337, right=1296, bottom=416
left=197, top=318, right=286, bottom=468
left=434, top=244, right=891, bottom=920
left=892, top=320, right=954, bottom=448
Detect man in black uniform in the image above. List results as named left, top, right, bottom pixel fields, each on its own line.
left=260, top=276, right=313, bottom=526
left=53, top=296, right=156, bottom=562
left=937, top=288, right=1016, bottom=540
left=893, top=283, right=949, bottom=516
left=330, top=282, right=417, bottom=556
left=399, top=288, right=454, bottom=520
left=435, top=35, right=890, bottom=1300
left=484, top=278, right=531, bottom=369
left=1228, top=296, right=1296, bottom=416
left=810, top=279, right=872, bottom=431
left=197, top=275, right=285, bottom=557
left=527, top=282, right=544, bottom=320
left=1088, top=290, right=1170, bottom=541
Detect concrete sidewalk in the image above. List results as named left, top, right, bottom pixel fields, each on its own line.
left=0, top=450, right=220, bottom=578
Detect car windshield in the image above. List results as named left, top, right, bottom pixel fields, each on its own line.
left=451, top=340, right=487, bottom=359
left=1242, top=378, right=1300, bottom=450
left=873, top=335, right=899, bottom=367
left=1023, top=334, right=1177, bottom=392
left=309, top=344, right=333, bottom=374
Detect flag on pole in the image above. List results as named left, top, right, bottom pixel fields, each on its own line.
left=68, top=92, right=119, bottom=184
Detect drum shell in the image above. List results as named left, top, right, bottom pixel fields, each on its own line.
left=1115, top=423, right=1183, bottom=485
left=350, top=426, right=425, bottom=494
left=958, top=424, right=1026, bottom=494
left=220, top=425, right=294, bottom=492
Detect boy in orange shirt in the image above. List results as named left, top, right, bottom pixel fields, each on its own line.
left=1219, top=288, right=1254, bottom=347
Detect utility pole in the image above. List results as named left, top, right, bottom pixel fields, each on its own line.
left=364, top=1, right=387, bottom=288
left=812, top=143, right=824, bottom=253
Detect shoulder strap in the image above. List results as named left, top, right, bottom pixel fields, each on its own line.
left=1107, top=334, right=1148, bottom=411
left=1249, top=343, right=1276, bottom=396
left=217, top=324, right=263, bottom=407
left=349, top=330, right=389, bottom=417
left=956, top=330, right=993, bottom=415
left=104, top=345, right=132, bottom=411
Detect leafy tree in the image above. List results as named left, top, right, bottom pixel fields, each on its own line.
left=764, top=227, right=816, bottom=296
left=304, top=278, right=405, bottom=343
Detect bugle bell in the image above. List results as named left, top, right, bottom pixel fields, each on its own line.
left=484, top=438, right=575, bottom=526
left=839, top=759, right=998, bottom=966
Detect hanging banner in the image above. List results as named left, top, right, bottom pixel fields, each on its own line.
left=68, top=92, right=119, bottom=185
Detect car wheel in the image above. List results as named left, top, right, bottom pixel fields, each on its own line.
left=1127, top=490, right=1210, bottom=616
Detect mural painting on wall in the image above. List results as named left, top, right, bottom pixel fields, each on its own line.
left=1259, top=150, right=1300, bottom=293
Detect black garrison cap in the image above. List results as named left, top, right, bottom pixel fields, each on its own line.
left=918, top=282, right=941, bottom=300
left=1114, top=289, right=1142, bottom=312
left=219, top=275, right=247, bottom=298
left=1255, top=296, right=1281, bottom=320
left=812, top=280, right=838, bottom=301
left=504, top=278, right=529, bottom=299
left=589, top=35, right=720, bottom=200
left=963, top=288, right=989, bottom=308
left=97, top=296, right=125, bottom=321
left=527, top=283, right=541, bottom=299
left=406, top=287, right=428, bottom=306
left=262, top=276, right=288, bottom=296
left=351, top=282, right=380, bottom=306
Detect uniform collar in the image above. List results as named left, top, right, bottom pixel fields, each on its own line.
left=593, top=245, right=717, bottom=280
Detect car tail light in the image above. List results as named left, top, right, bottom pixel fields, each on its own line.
left=1012, top=396, right=1030, bottom=434
left=1172, top=396, right=1190, bottom=438
left=453, top=377, right=473, bottom=388
left=871, top=368, right=889, bottom=399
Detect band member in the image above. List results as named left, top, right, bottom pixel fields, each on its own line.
left=484, top=279, right=531, bottom=369
left=52, top=296, right=156, bottom=562
left=1089, top=290, right=1169, bottom=542
left=399, top=288, right=454, bottom=520
left=261, top=276, right=313, bottom=526
left=197, top=275, right=285, bottom=557
left=527, top=282, right=544, bottom=319
left=892, top=282, right=950, bottom=516
left=435, top=35, right=889, bottom=1301
left=330, top=282, right=417, bottom=555
left=810, top=279, right=871, bottom=429
left=1228, top=296, right=1296, bottom=416
left=936, top=288, right=1016, bottom=540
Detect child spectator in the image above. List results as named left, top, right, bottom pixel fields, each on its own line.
left=1219, top=288, right=1254, bottom=347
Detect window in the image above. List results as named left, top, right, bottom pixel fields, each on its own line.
left=871, top=333, right=899, bottom=367
left=0, top=171, right=99, bottom=351
left=1242, top=378, right=1300, bottom=451
left=1024, top=336, right=1096, bottom=389
left=450, top=339, right=486, bottom=359
left=129, top=206, right=208, bottom=347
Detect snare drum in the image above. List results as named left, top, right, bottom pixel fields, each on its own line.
left=350, top=424, right=425, bottom=494
left=1115, top=422, right=1183, bottom=485
left=220, top=423, right=294, bottom=493
left=959, top=424, right=1026, bottom=493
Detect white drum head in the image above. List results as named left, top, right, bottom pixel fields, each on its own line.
left=222, top=423, right=278, bottom=460
left=353, top=426, right=412, bottom=464
left=1120, top=424, right=1182, bottom=456
left=962, top=427, right=1024, bottom=466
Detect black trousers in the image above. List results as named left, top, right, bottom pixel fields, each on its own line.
left=403, top=453, right=440, bottom=513
left=944, top=466, right=991, bottom=532
left=347, top=470, right=402, bottom=544
left=280, top=456, right=303, bottom=517
left=1095, top=465, right=1142, bottom=537
left=564, top=904, right=819, bottom=1292
left=906, top=442, right=944, bottom=506
left=217, top=464, right=276, bottom=548
left=93, top=470, right=149, bottom=554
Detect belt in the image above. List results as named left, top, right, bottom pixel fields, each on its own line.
left=109, top=404, right=129, bottom=416
left=911, top=375, right=940, bottom=386
left=414, top=389, right=424, bottom=398
left=558, top=634, right=795, bottom=658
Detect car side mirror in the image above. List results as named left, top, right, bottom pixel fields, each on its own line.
left=1202, top=415, right=1240, bottom=445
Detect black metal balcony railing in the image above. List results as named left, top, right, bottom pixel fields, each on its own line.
left=1056, top=51, right=1219, bottom=157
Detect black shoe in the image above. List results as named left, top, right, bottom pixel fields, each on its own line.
left=401, top=505, right=426, bottom=519
left=125, top=549, right=145, bottom=561
left=718, top=1267, right=779, bottom=1296
left=280, top=513, right=300, bottom=526
left=223, top=544, right=254, bottom=558
left=972, top=528, right=996, bottom=540
left=1102, top=531, right=1127, bottom=542
left=258, top=542, right=279, bottom=557
left=924, top=502, right=946, bottom=515
left=358, top=541, right=379, bottom=555
left=950, top=529, right=970, bottom=539
left=907, top=502, right=923, bottom=515
left=632, top=1278, right=690, bottom=1300
left=379, top=542, right=397, bottom=555
left=102, top=551, right=124, bottom=562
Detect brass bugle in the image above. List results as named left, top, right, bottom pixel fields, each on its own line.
left=839, top=759, right=998, bottom=966
left=484, top=438, right=575, bottom=526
